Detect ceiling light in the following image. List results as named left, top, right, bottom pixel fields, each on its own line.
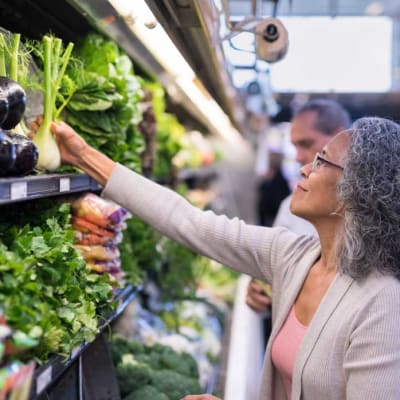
left=108, top=0, right=243, bottom=144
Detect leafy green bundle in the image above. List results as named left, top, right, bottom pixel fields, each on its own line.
left=119, top=217, right=160, bottom=285
left=145, top=82, right=186, bottom=179
left=62, top=33, right=145, bottom=171
left=0, top=201, right=113, bottom=361
left=119, top=215, right=201, bottom=302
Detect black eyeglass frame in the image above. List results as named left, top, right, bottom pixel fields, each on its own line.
left=311, top=152, right=344, bottom=172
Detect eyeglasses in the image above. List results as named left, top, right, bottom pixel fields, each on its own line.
left=311, top=152, right=344, bottom=172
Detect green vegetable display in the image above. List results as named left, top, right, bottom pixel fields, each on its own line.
left=0, top=200, right=113, bottom=361
left=63, top=33, right=145, bottom=171
left=151, top=369, right=201, bottom=400
left=116, top=360, right=153, bottom=396
left=119, top=217, right=160, bottom=285
left=111, top=336, right=201, bottom=400
left=145, top=82, right=186, bottom=179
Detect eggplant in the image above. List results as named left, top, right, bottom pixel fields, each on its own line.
left=0, top=77, right=26, bottom=130
left=3, top=131, right=38, bottom=176
left=0, top=97, right=8, bottom=126
left=0, top=130, right=16, bottom=175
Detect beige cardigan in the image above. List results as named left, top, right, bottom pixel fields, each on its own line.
left=103, top=164, right=400, bottom=400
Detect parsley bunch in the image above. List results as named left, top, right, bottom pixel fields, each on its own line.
left=0, top=202, right=113, bottom=362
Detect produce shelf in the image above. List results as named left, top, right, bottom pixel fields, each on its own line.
left=29, top=284, right=139, bottom=399
left=0, top=173, right=102, bottom=205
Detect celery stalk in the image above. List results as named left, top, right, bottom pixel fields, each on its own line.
left=0, top=34, right=6, bottom=77
left=9, top=33, right=20, bottom=82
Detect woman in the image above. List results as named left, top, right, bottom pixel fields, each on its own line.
left=49, top=117, right=400, bottom=400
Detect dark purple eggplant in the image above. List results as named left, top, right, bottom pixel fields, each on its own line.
left=0, top=96, right=8, bottom=126
left=0, top=130, right=16, bottom=175
left=0, top=77, right=26, bottom=130
left=3, top=131, right=38, bottom=176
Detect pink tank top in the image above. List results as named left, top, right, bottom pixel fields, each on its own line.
left=271, top=304, right=308, bottom=399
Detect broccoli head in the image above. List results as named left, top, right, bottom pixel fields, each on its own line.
left=180, top=352, right=199, bottom=379
left=152, top=369, right=202, bottom=399
left=124, top=385, right=169, bottom=400
left=116, top=361, right=153, bottom=397
left=111, top=336, right=145, bottom=364
left=134, top=351, right=162, bottom=369
left=159, top=347, right=199, bottom=378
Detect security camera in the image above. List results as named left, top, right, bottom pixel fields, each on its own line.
left=255, top=18, right=288, bottom=63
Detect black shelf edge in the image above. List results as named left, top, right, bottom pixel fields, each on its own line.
left=0, top=173, right=102, bottom=205
left=30, top=284, right=139, bottom=399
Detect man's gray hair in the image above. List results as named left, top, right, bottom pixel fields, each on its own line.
left=337, top=117, right=400, bottom=280
left=296, top=99, right=351, bottom=135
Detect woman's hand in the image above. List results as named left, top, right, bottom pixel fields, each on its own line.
left=246, top=279, right=272, bottom=313
left=30, top=116, right=115, bottom=186
left=29, top=116, right=88, bottom=168
left=50, top=120, right=89, bottom=168
left=181, top=395, right=222, bottom=400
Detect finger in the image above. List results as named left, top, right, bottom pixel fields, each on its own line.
left=248, top=280, right=263, bottom=294
left=52, top=120, right=78, bottom=136
left=51, top=121, right=73, bottom=137
left=246, top=290, right=271, bottom=311
left=246, top=295, right=269, bottom=313
left=50, top=121, right=61, bottom=135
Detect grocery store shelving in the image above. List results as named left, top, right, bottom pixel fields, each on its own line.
left=0, top=173, right=102, bottom=205
left=30, top=284, right=139, bottom=399
left=0, top=2, right=228, bottom=398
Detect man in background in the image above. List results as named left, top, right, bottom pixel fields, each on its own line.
left=246, top=98, right=352, bottom=319
left=257, top=148, right=291, bottom=227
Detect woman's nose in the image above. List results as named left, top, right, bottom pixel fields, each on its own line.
left=300, top=162, right=312, bottom=178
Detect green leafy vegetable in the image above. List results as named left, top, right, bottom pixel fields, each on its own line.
left=0, top=200, right=113, bottom=361
left=63, top=33, right=144, bottom=171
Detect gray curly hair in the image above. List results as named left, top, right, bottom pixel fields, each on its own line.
left=337, top=117, right=400, bottom=280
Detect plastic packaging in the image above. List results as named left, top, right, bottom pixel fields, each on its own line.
left=72, top=193, right=130, bottom=228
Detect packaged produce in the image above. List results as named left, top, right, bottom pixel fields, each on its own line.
left=87, top=259, right=122, bottom=274
left=74, top=231, right=122, bottom=246
left=71, top=216, right=117, bottom=238
left=75, top=244, right=120, bottom=262
left=72, top=193, right=129, bottom=228
left=72, top=193, right=130, bottom=284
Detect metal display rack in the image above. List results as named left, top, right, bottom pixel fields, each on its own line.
left=0, top=2, right=224, bottom=399
left=0, top=173, right=102, bottom=205
left=0, top=168, right=138, bottom=399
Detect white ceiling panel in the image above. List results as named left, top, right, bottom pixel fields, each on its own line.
left=228, top=0, right=400, bottom=17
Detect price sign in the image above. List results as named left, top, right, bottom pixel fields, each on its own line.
left=59, top=177, right=70, bottom=192
left=10, top=181, right=27, bottom=200
left=36, top=366, right=52, bottom=394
